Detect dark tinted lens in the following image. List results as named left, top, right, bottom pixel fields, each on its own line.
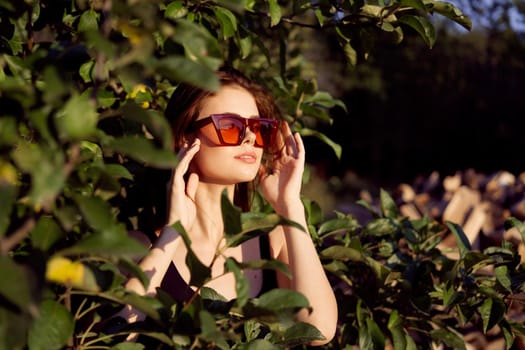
left=250, top=119, right=276, bottom=147
left=216, top=116, right=243, bottom=145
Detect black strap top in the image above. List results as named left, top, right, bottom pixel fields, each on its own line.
left=160, top=234, right=278, bottom=303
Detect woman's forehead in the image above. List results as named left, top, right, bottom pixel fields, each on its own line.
left=198, top=85, right=258, bottom=117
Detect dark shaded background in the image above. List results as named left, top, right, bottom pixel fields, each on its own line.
left=304, top=2, right=525, bottom=195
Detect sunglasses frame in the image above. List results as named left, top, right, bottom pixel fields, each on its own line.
left=189, top=113, right=279, bottom=148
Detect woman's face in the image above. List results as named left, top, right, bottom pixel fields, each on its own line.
left=188, top=84, right=264, bottom=185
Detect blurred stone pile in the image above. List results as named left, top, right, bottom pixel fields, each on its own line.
left=387, top=169, right=525, bottom=350
left=390, top=169, right=525, bottom=262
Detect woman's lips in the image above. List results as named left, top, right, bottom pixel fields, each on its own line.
left=234, top=152, right=257, bottom=163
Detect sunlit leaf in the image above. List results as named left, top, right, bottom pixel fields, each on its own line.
left=387, top=310, right=406, bottom=350
left=379, top=188, right=399, bottom=219
left=446, top=221, right=471, bottom=258
left=430, top=327, right=466, bottom=350
left=78, top=8, right=99, bottom=32
left=320, top=245, right=363, bottom=262
left=399, top=0, right=427, bottom=12
left=428, top=1, right=472, bottom=30
left=213, top=6, right=238, bottom=39
left=299, top=128, right=342, bottom=159
left=278, top=322, right=324, bottom=346
left=318, top=217, right=360, bottom=235
left=268, top=0, right=281, bottom=26
left=398, top=15, right=436, bottom=48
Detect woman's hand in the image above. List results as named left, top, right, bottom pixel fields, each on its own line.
left=259, top=122, right=305, bottom=215
left=166, top=138, right=200, bottom=230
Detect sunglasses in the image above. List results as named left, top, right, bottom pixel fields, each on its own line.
left=189, top=113, right=279, bottom=148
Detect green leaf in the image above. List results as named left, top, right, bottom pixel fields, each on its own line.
left=79, top=60, right=95, bottom=83
left=164, top=1, right=188, bottom=19
left=61, top=229, right=148, bottom=259
left=0, top=117, right=18, bottom=146
left=430, top=327, right=466, bottom=350
left=428, top=0, right=472, bottom=30
left=387, top=310, right=407, bottom=350
left=11, top=142, right=66, bottom=205
left=303, top=91, right=347, bottom=111
left=379, top=188, right=399, bottom=218
left=236, top=258, right=290, bottom=279
left=0, top=256, right=34, bottom=312
left=495, top=265, right=512, bottom=292
left=446, top=221, right=471, bottom=258
left=398, top=14, right=436, bottom=48
left=154, top=56, right=220, bottom=92
left=107, top=136, right=179, bottom=169
left=199, top=310, right=226, bottom=346
left=225, top=258, right=249, bottom=307
left=399, top=0, right=427, bottom=12
left=320, top=245, right=364, bottom=262
left=54, top=92, right=98, bottom=140
left=213, top=6, right=238, bottom=39
left=256, top=288, right=309, bottom=311
left=111, top=342, right=145, bottom=350
left=366, top=317, right=385, bottom=350
left=364, top=217, right=398, bottom=236
left=101, top=289, right=163, bottom=322
left=121, top=102, right=173, bottom=149
left=74, top=195, right=119, bottom=232
left=242, top=338, right=279, bottom=350
left=318, top=217, right=360, bottom=236
left=279, top=322, right=325, bottom=346
left=299, top=128, right=341, bottom=159
left=226, top=212, right=304, bottom=247
left=222, top=190, right=243, bottom=237
left=172, top=221, right=211, bottom=287
left=30, top=216, right=64, bottom=251
left=268, top=0, right=282, bottom=27
left=27, top=300, right=74, bottom=350
left=105, top=164, right=134, bottom=181
left=478, top=297, right=506, bottom=333
left=78, top=8, right=99, bottom=32
left=237, top=33, right=253, bottom=59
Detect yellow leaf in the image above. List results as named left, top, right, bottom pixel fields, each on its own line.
left=46, top=256, right=99, bottom=291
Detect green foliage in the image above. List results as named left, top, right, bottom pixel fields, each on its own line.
left=316, top=191, right=525, bottom=349
left=4, top=1, right=519, bottom=350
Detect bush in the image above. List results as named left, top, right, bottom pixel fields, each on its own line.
left=4, top=1, right=520, bottom=350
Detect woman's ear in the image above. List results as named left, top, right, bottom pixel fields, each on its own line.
left=175, top=134, right=195, bottom=151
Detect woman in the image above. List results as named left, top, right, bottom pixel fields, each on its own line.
left=121, top=68, right=337, bottom=345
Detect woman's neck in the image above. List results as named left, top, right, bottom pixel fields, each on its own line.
left=191, top=183, right=235, bottom=246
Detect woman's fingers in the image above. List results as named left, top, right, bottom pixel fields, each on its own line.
left=281, top=122, right=298, bottom=158
left=294, top=132, right=305, bottom=161
left=172, top=139, right=200, bottom=186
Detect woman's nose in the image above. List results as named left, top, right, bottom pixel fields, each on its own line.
left=242, top=126, right=257, bottom=145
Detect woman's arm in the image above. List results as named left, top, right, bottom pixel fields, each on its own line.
left=118, top=139, right=201, bottom=323
left=260, top=125, right=338, bottom=345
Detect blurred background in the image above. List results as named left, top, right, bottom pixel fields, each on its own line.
left=301, top=0, right=525, bottom=213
